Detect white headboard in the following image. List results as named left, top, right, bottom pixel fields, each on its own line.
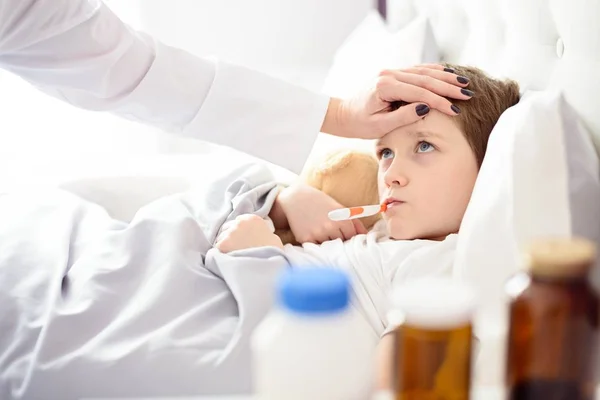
left=385, top=0, right=600, bottom=153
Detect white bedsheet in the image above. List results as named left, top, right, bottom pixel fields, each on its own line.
left=0, top=162, right=288, bottom=400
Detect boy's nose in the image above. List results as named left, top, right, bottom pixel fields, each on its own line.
left=385, top=168, right=409, bottom=188
left=389, top=176, right=408, bottom=187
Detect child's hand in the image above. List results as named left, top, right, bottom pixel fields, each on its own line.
left=273, top=184, right=367, bottom=244
left=216, top=214, right=284, bottom=253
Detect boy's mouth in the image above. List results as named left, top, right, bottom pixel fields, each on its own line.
left=387, top=201, right=403, bottom=207
left=383, top=197, right=405, bottom=210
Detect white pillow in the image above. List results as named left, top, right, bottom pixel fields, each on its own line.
left=453, top=90, right=600, bottom=385
left=307, top=11, right=440, bottom=165
left=322, top=11, right=438, bottom=99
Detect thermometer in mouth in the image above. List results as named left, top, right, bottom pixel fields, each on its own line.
left=328, top=203, right=387, bottom=221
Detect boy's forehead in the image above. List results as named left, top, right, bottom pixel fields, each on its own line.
left=376, top=111, right=460, bottom=145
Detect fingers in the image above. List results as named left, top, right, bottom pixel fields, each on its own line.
left=236, top=214, right=263, bottom=222
left=412, top=63, right=468, bottom=80
left=376, top=64, right=474, bottom=117
left=413, top=63, right=449, bottom=72
left=377, top=102, right=430, bottom=133
left=328, top=232, right=341, bottom=242
left=403, top=66, right=470, bottom=88
left=216, top=214, right=263, bottom=245
left=216, top=222, right=238, bottom=252
left=388, top=70, right=473, bottom=100
left=215, top=233, right=232, bottom=252
left=299, top=223, right=350, bottom=244
left=316, top=219, right=367, bottom=244
left=215, top=240, right=231, bottom=253
left=319, top=224, right=345, bottom=243
left=378, top=76, right=462, bottom=117
left=353, top=219, right=368, bottom=235
left=338, top=220, right=359, bottom=241
left=219, top=220, right=236, bottom=235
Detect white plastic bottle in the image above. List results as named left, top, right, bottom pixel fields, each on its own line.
left=251, top=267, right=375, bottom=400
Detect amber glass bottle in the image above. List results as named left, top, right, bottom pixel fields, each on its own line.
left=390, top=277, right=476, bottom=400
left=505, top=237, right=600, bottom=400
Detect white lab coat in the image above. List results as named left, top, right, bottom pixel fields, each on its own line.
left=0, top=0, right=329, bottom=173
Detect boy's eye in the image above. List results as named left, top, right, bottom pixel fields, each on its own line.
left=379, top=148, right=394, bottom=159
left=416, top=141, right=434, bottom=153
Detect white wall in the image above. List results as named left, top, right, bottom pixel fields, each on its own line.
left=139, top=0, right=371, bottom=84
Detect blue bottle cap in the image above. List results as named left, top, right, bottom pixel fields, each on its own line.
left=277, top=267, right=350, bottom=314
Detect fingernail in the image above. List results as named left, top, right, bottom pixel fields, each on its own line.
left=461, top=88, right=474, bottom=97
left=457, top=76, right=470, bottom=84
left=416, top=104, right=430, bottom=116
left=444, top=67, right=455, bottom=73
left=451, top=104, right=461, bottom=114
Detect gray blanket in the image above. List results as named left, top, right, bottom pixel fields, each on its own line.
left=0, top=162, right=291, bottom=399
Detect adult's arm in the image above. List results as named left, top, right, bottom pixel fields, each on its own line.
left=0, top=0, right=328, bottom=173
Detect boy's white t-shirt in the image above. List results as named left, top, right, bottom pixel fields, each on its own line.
left=283, top=221, right=458, bottom=338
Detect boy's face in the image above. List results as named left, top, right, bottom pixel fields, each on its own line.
left=375, top=110, right=478, bottom=240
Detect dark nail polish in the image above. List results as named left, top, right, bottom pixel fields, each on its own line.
left=461, top=88, right=474, bottom=97
left=457, top=76, right=470, bottom=84
left=451, top=104, right=461, bottom=114
left=416, top=104, right=430, bottom=116
left=444, top=67, right=455, bottom=73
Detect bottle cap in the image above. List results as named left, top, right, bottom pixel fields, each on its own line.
left=278, top=267, right=350, bottom=314
left=389, top=277, right=477, bottom=330
left=525, top=236, right=596, bottom=278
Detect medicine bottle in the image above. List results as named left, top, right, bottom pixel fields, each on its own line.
left=251, top=267, right=375, bottom=400
left=505, top=237, right=600, bottom=400
left=388, top=277, right=477, bottom=400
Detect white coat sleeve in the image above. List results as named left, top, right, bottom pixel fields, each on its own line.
left=0, top=0, right=329, bottom=173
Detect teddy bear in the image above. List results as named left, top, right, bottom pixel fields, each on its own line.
left=275, top=149, right=381, bottom=246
